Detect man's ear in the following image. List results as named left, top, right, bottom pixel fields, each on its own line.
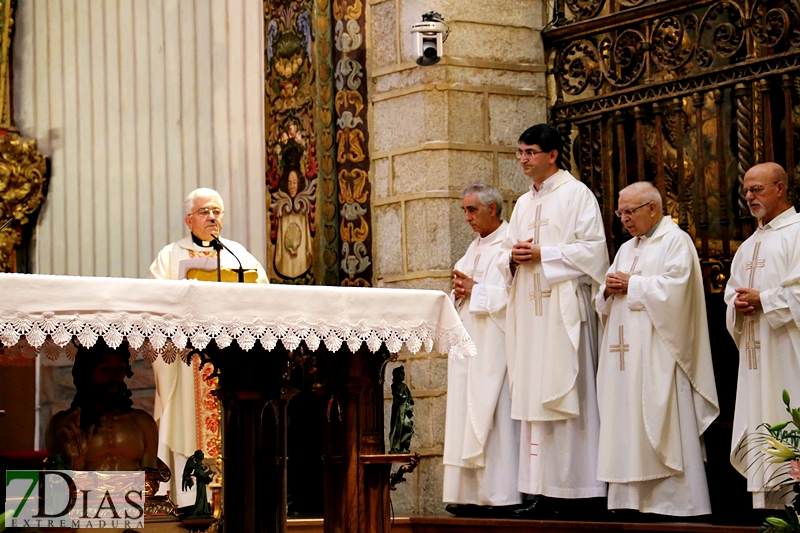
left=488, top=202, right=497, bottom=217
left=185, top=215, right=192, bottom=230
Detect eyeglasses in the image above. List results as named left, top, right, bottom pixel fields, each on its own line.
left=743, top=181, right=780, bottom=196
left=191, top=207, right=223, bottom=218
left=615, top=201, right=651, bottom=218
left=516, top=149, right=546, bottom=159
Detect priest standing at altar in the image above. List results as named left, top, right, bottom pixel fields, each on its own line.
left=501, top=124, right=609, bottom=518
left=595, top=181, right=719, bottom=517
left=148, top=187, right=268, bottom=505
left=443, top=182, right=521, bottom=516
left=725, top=162, right=800, bottom=509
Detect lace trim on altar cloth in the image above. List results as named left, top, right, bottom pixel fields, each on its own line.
left=0, top=312, right=476, bottom=362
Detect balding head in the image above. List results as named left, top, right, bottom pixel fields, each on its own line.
left=617, top=181, right=663, bottom=237
left=743, top=163, right=791, bottom=225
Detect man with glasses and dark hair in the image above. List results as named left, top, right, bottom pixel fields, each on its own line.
left=501, top=124, right=609, bottom=518
left=148, top=187, right=267, bottom=506
left=596, top=181, right=718, bottom=517
left=725, top=162, right=800, bottom=509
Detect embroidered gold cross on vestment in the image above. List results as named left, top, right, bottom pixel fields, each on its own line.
left=467, top=254, right=483, bottom=278
left=746, top=319, right=760, bottom=370
left=528, top=204, right=549, bottom=245
left=529, top=273, right=551, bottom=316
left=744, top=242, right=764, bottom=370
left=628, top=256, right=642, bottom=276
left=609, top=326, right=629, bottom=371
left=746, top=242, right=765, bottom=287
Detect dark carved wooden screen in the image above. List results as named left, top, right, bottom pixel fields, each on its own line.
left=543, top=0, right=800, bottom=517
left=545, top=0, right=800, bottom=264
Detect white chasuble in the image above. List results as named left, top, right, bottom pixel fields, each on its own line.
left=725, top=207, right=800, bottom=508
left=596, top=217, right=719, bottom=516
left=149, top=235, right=268, bottom=283
left=500, top=170, right=609, bottom=498
left=148, top=235, right=268, bottom=505
left=443, top=221, right=521, bottom=506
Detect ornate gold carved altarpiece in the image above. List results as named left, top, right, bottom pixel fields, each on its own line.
left=545, top=0, right=800, bottom=281
left=0, top=0, right=48, bottom=274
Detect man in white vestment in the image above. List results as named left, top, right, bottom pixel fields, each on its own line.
left=501, top=124, right=609, bottom=517
left=725, top=162, right=800, bottom=509
left=596, top=181, right=719, bottom=516
left=443, top=182, right=521, bottom=516
left=149, top=187, right=268, bottom=505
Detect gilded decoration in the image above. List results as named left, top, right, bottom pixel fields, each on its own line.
left=546, top=0, right=800, bottom=285
left=0, top=132, right=48, bottom=274
left=195, top=358, right=221, bottom=459
left=0, top=0, right=48, bottom=273
left=333, top=0, right=371, bottom=286
left=0, top=0, right=15, bottom=126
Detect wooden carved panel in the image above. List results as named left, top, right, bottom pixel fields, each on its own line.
left=547, top=0, right=800, bottom=278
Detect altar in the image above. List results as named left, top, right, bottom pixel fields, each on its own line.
left=0, top=273, right=474, bottom=533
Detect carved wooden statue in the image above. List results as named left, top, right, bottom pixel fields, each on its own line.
left=182, top=450, right=214, bottom=519
left=389, top=365, right=415, bottom=454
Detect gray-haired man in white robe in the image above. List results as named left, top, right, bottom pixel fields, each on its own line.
left=148, top=187, right=267, bottom=506
left=443, top=182, right=521, bottom=517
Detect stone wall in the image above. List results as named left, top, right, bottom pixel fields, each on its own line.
left=369, top=0, right=549, bottom=515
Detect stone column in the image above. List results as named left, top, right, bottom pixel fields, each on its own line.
left=369, top=0, right=548, bottom=515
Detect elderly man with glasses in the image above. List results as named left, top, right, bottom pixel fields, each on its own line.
left=149, top=187, right=267, bottom=282
left=500, top=124, right=609, bottom=518
left=148, top=187, right=267, bottom=506
left=725, top=162, right=800, bottom=510
left=595, top=181, right=719, bottom=518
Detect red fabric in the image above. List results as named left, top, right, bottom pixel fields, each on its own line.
left=0, top=450, right=47, bottom=468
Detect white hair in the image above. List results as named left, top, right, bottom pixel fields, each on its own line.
left=184, top=188, right=224, bottom=216
left=619, top=181, right=662, bottom=210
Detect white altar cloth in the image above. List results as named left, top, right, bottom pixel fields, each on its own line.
left=0, top=273, right=475, bottom=361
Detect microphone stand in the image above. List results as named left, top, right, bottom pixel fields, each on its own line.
left=211, top=235, right=223, bottom=282
left=209, top=220, right=245, bottom=283
left=0, top=218, right=14, bottom=231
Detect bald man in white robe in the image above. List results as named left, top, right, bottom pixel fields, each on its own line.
left=726, top=163, right=800, bottom=509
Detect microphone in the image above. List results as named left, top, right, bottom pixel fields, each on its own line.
left=0, top=218, right=14, bottom=231
left=209, top=220, right=245, bottom=283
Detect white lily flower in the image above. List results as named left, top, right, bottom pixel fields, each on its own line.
left=764, top=436, right=797, bottom=462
